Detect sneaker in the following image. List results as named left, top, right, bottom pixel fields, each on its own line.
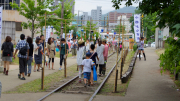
left=84, top=83, right=87, bottom=87
left=18, top=74, right=21, bottom=79
left=88, top=84, right=90, bottom=87
left=59, top=68, right=62, bottom=70
left=20, top=77, right=26, bottom=80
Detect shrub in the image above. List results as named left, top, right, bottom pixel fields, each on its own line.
left=133, top=44, right=138, bottom=52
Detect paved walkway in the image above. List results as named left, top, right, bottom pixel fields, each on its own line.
left=0, top=57, right=77, bottom=92
left=94, top=47, right=180, bottom=101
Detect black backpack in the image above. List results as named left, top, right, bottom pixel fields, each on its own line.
left=3, top=42, right=12, bottom=57
left=19, top=43, right=27, bottom=55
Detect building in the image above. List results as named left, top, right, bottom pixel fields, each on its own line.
left=51, top=0, right=75, bottom=15
left=155, top=26, right=169, bottom=49
left=91, top=6, right=102, bottom=27
left=0, top=0, right=58, bottom=44
left=109, top=11, right=132, bottom=23
left=117, top=15, right=131, bottom=32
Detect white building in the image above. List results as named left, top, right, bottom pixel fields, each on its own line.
left=155, top=26, right=169, bottom=49
left=117, top=15, right=131, bottom=32
left=82, top=12, right=91, bottom=25
left=91, top=6, right=102, bottom=27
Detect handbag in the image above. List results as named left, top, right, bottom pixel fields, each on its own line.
left=3, top=43, right=11, bottom=57
left=93, top=64, right=97, bottom=81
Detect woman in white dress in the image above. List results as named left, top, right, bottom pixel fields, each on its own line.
left=85, top=39, right=90, bottom=52
left=76, top=39, right=85, bottom=83
left=96, top=39, right=105, bottom=76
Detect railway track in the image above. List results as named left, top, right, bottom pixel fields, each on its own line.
left=38, top=52, right=121, bottom=101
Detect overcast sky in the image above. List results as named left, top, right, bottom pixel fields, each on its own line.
left=74, top=0, right=139, bottom=15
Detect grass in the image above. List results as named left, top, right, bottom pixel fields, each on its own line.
left=99, top=50, right=135, bottom=96
left=155, top=48, right=165, bottom=57
left=55, top=52, right=72, bottom=58
left=4, top=64, right=78, bottom=94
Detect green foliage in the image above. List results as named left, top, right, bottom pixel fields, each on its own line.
left=51, top=0, right=75, bottom=37
left=133, top=44, right=137, bottom=52
left=114, top=25, right=126, bottom=34
left=159, top=37, right=180, bottom=73
left=10, top=0, right=53, bottom=38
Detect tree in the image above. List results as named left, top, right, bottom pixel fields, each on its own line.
left=112, top=0, right=180, bottom=37
left=81, top=21, right=99, bottom=41
left=10, top=0, right=53, bottom=38
left=50, top=0, right=75, bottom=37
left=114, top=25, right=126, bottom=34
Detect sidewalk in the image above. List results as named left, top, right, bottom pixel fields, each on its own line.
left=94, top=47, right=180, bottom=101
left=0, top=57, right=77, bottom=92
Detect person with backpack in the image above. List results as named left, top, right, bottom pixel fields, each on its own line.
left=1, top=36, right=14, bottom=75
left=14, top=34, right=30, bottom=80
left=34, top=37, right=43, bottom=72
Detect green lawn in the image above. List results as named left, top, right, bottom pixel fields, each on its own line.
left=4, top=64, right=78, bottom=93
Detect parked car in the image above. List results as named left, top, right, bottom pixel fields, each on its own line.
left=151, top=42, right=155, bottom=47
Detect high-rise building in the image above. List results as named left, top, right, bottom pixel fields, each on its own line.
left=109, top=11, right=132, bottom=23
left=91, top=6, right=102, bottom=27
left=81, top=12, right=92, bottom=25
left=51, top=0, right=75, bottom=15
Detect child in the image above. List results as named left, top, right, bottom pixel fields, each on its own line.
left=81, top=52, right=95, bottom=87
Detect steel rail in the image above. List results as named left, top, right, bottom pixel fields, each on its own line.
left=37, top=52, right=115, bottom=101
left=89, top=55, right=121, bottom=101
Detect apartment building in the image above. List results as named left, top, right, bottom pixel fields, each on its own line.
left=91, top=6, right=102, bottom=27
left=109, top=11, right=132, bottom=23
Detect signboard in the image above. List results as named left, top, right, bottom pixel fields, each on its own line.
left=45, top=26, right=51, bottom=42
left=134, top=14, right=141, bottom=42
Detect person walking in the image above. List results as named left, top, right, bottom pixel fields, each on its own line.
left=96, top=39, right=105, bottom=76
left=47, top=37, right=55, bottom=70
left=59, top=38, right=69, bottom=70
left=138, top=37, right=146, bottom=61
left=89, top=44, right=99, bottom=85
left=14, top=34, right=30, bottom=80
left=71, top=39, right=77, bottom=58
left=102, top=39, right=108, bottom=75
left=1, top=36, right=14, bottom=75
left=67, top=40, right=71, bottom=52
left=76, top=39, right=85, bottom=83
left=119, top=43, right=122, bottom=53
left=34, top=37, right=43, bottom=72
left=85, top=39, right=90, bottom=52
left=81, top=51, right=95, bottom=87
left=40, top=35, right=47, bottom=67
left=25, top=37, right=33, bottom=77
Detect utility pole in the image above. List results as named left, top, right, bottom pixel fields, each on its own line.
left=104, top=17, right=105, bottom=31
left=61, top=0, right=64, bottom=38
left=77, top=10, right=79, bottom=30
left=107, top=14, right=109, bottom=32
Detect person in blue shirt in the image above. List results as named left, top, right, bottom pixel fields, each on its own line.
left=14, top=34, right=30, bottom=80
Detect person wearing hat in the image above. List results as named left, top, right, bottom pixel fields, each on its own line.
left=76, top=39, right=85, bottom=83
left=81, top=51, right=95, bottom=87
left=59, top=38, right=69, bottom=70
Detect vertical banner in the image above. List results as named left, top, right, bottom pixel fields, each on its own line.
left=134, top=14, right=141, bottom=42
left=45, top=26, right=51, bottom=42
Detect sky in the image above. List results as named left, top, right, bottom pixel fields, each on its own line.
left=74, top=0, right=139, bottom=15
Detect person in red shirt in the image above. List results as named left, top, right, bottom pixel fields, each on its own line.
left=102, top=39, right=108, bottom=75
left=67, top=40, right=71, bottom=52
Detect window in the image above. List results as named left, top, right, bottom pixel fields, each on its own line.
left=2, top=21, right=15, bottom=41
left=16, top=22, right=22, bottom=31
left=0, top=0, right=20, bottom=10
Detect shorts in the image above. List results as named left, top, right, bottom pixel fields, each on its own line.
left=84, top=72, right=91, bottom=80
left=71, top=48, right=76, bottom=56
left=2, top=57, right=12, bottom=62
left=49, top=58, right=54, bottom=63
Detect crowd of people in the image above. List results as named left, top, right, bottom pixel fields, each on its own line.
left=0, top=34, right=114, bottom=84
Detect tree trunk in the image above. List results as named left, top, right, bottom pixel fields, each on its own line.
left=32, top=20, right=34, bottom=38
